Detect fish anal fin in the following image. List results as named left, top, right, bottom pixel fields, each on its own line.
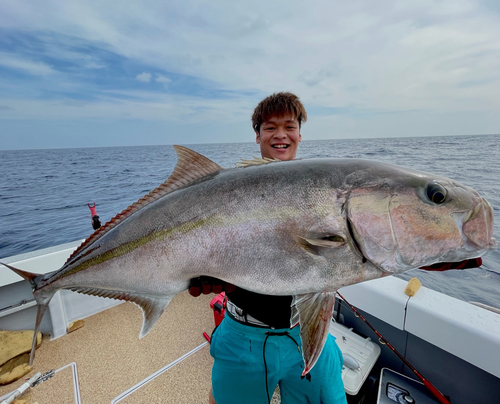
left=292, top=291, right=336, bottom=375
left=69, top=287, right=172, bottom=338
left=64, top=146, right=222, bottom=266
left=135, top=296, right=173, bottom=338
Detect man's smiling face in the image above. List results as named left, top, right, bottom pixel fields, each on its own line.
left=256, top=114, right=302, bottom=161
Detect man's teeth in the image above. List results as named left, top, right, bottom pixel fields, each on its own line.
left=272, top=145, right=289, bottom=148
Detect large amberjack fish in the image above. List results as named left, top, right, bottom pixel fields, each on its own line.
left=1, top=146, right=496, bottom=374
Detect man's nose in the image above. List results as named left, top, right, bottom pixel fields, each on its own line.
left=274, top=126, right=286, bottom=138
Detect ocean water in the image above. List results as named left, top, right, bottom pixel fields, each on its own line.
left=0, top=134, right=498, bottom=309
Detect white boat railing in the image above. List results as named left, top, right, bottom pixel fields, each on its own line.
left=339, top=277, right=500, bottom=379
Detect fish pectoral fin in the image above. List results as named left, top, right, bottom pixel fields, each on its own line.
left=69, top=287, right=173, bottom=338
left=292, top=291, right=336, bottom=375
left=295, top=235, right=345, bottom=255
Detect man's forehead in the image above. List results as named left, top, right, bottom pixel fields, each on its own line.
left=263, top=114, right=297, bottom=124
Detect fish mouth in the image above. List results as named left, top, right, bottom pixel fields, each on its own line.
left=346, top=218, right=367, bottom=264
left=460, top=197, right=495, bottom=251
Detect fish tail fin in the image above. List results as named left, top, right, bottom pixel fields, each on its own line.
left=28, top=299, right=49, bottom=365
left=1, top=262, right=56, bottom=366
left=0, top=261, right=40, bottom=289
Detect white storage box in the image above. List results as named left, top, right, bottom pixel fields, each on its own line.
left=329, top=320, right=381, bottom=395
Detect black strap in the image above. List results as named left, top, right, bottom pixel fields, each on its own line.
left=262, top=331, right=302, bottom=403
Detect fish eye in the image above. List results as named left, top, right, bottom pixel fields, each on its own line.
left=426, top=183, right=447, bottom=204
left=321, top=235, right=344, bottom=242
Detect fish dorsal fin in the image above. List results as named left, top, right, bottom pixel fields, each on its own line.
left=170, top=145, right=223, bottom=185
left=64, top=146, right=222, bottom=265
left=235, top=156, right=280, bottom=168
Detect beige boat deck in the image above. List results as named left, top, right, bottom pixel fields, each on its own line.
left=0, top=292, right=283, bottom=404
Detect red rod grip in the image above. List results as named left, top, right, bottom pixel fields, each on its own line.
left=423, top=380, right=451, bottom=404
left=88, top=202, right=98, bottom=217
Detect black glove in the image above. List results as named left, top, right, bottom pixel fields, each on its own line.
left=419, top=257, right=482, bottom=271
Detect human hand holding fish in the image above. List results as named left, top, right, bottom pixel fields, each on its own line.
left=188, top=276, right=236, bottom=297
left=188, top=258, right=483, bottom=298
left=1, top=146, right=496, bottom=375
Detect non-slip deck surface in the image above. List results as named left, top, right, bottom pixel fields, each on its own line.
left=0, top=292, right=215, bottom=404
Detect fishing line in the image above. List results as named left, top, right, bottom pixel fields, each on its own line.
left=337, top=292, right=452, bottom=404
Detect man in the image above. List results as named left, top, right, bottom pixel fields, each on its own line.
left=202, top=92, right=347, bottom=404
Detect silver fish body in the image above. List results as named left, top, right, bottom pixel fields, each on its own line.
left=2, top=146, right=496, bottom=373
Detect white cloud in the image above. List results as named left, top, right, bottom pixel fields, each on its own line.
left=0, top=90, right=254, bottom=124
left=136, top=72, right=152, bottom=82
left=156, top=75, right=171, bottom=83
left=0, top=0, right=498, bottom=146
left=0, top=53, right=55, bottom=75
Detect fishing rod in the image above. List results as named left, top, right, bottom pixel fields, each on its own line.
left=336, top=292, right=452, bottom=404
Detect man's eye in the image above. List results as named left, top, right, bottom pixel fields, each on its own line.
left=287, top=126, right=296, bottom=130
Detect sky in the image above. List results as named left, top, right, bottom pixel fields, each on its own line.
left=0, top=0, right=499, bottom=150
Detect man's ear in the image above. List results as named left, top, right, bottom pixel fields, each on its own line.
left=299, top=133, right=302, bottom=142
left=256, top=131, right=260, bottom=144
